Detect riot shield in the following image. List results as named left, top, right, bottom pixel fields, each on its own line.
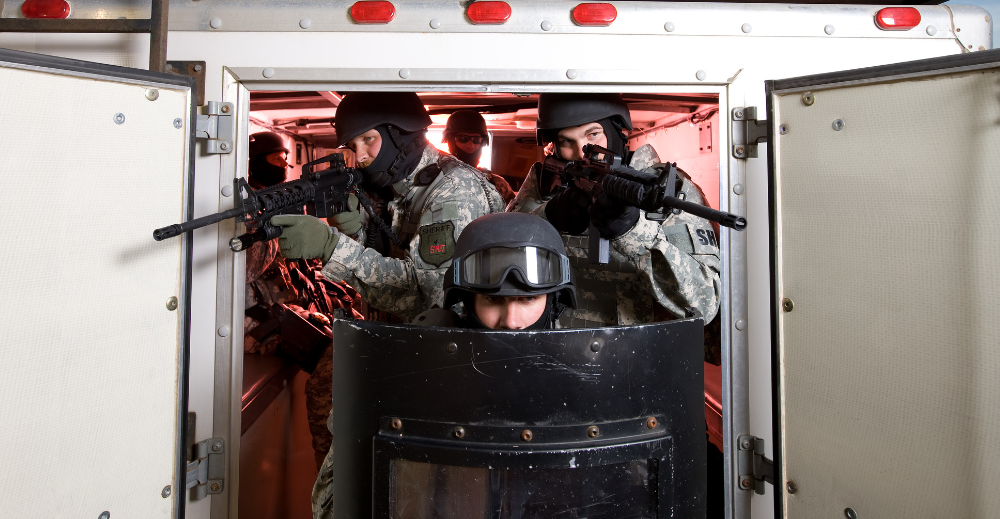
left=328, top=317, right=706, bottom=519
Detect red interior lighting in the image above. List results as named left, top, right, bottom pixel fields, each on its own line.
left=21, top=0, right=71, bottom=19
left=467, top=1, right=512, bottom=25
left=875, top=7, right=921, bottom=31
left=572, top=3, right=617, bottom=26
left=350, top=1, right=396, bottom=24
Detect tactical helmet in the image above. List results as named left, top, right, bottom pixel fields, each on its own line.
left=443, top=109, right=490, bottom=146
left=334, top=92, right=433, bottom=147
left=536, top=93, right=633, bottom=145
left=444, top=212, right=577, bottom=311
left=248, top=131, right=288, bottom=161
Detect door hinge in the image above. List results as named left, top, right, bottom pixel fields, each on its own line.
left=196, top=101, right=234, bottom=154
left=186, top=437, right=225, bottom=500
left=738, top=435, right=774, bottom=495
left=731, top=107, right=768, bottom=159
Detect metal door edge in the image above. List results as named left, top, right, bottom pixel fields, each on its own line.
left=0, top=47, right=193, bottom=90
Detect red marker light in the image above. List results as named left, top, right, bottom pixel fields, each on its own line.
left=875, top=7, right=921, bottom=31
left=21, top=0, right=71, bottom=19
left=350, top=1, right=396, bottom=24
left=572, top=3, right=617, bottom=26
left=467, top=1, right=512, bottom=25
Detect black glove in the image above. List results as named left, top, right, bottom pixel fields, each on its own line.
left=544, top=185, right=592, bottom=235
left=590, top=193, right=640, bottom=239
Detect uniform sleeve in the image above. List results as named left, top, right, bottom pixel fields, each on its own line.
left=507, top=163, right=547, bottom=214
left=320, top=172, right=501, bottom=320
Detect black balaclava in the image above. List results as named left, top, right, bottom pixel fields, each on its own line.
left=249, top=154, right=288, bottom=188
left=461, top=292, right=556, bottom=330
left=596, top=117, right=628, bottom=157
left=360, top=125, right=427, bottom=188
left=448, top=140, right=483, bottom=168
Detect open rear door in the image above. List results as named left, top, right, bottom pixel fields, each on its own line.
left=0, top=49, right=194, bottom=517
left=767, top=49, right=1000, bottom=518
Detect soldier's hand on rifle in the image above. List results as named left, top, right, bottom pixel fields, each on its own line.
left=590, top=193, right=640, bottom=239
left=544, top=183, right=592, bottom=235
left=271, top=215, right=340, bottom=262
left=328, top=193, right=362, bottom=236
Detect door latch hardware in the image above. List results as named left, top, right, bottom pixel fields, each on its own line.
left=738, top=435, right=774, bottom=495
left=186, top=437, right=225, bottom=500
left=731, top=107, right=768, bottom=159
left=196, top=101, right=234, bottom=154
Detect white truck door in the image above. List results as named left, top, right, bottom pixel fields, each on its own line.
left=0, top=48, right=194, bottom=517
left=767, top=49, right=1000, bottom=517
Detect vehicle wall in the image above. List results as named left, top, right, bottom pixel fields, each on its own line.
left=0, top=2, right=990, bottom=518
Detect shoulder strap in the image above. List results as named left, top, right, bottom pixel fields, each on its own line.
left=400, top=157, right=460, bottom=235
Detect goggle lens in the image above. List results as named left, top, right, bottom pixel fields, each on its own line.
left=455, top=135, right=483, bottom=145
left=460, top=246, right=566, bottom=287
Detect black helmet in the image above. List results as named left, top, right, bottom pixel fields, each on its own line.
left=248, top=131, right=288, bottom=161
left=334, top=92, right=432, bottom=147
left=536, top=93, right=633, bottom=145
left=443, top=109, right=490, bottom=146
left=444, top=212, right=577, bottom=311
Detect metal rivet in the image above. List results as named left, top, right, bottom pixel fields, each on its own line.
left=733, top=184, right=744, bottom=195
left=740, top=439, right=751, bottom=449
left=735, top=109, right=745, bottom=119
left=161, top=485, right=172, bottom=498
left=845, top=508, right=857, bottom=519
left=210, top=482, right=221, bottom=492
left=695, top=70, right=707, bottom=81
left=166, top=297, right=178, bottom=311
left=778, top=124, right=789, bottom=135
left=99, top=512, right=110, bottom=519
left=194, top=64, right=203, bottom=72
left=113, top=113, right=126, bottom=125
left=262, top=68, right=275, bottom=78
left=220, top=142, right=231, bottom=151
left=453, top=426, right=465, bottom=439
left=735, top=319, right=746, bottom=331
left=587, top=426, right=599, bottom=438
left=218, top=326, right=231, bottom=337
left=520, top=429, right=533, bottom=441
left=741, top=23, right=752, bottom=33
left=824, top=24, right=835, bottom=35
left=832, top=118, right=845, bottom=131
left=299, top=18, right=311, bottom=29
left=566, top=69, right=579, bottom=80
left=221, top=104, right=230, bottom=114
left=209, top=18, right=222, bottom=29
left=590, top=340, right=601, bottom=352
left=173, top=118, right=183, bottom=129
left=787, top=481, right=797, bottom=494
left=390, top=418, right=402, bottom=430
left=446, top=342, right=458, bottom=353
left=429, top=18, right=441, bottom=29
left=782, top=298, right=794, bottom=312
left=541, top=20, right=553, bottom=31
left=735, top=146, right=746, bottom=155
left=212, top=442, right=222, bottom=452
left=646, top=417, right=658, bottom=429
left=740, top=477, right=752, bottom=489
left=664, top=21, right=675, bottom=32
left=925, top=25, right=937, bottom=36
left=145, top=89, right=159, bottom=101
left=399, top=68, right=411, bottom=79
left=221, top=184, right=234, bottom=197
left=801, top=92, right=815, bottom=106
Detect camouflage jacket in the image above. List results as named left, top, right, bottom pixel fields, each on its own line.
left=321, top=145, right=505, bottom=320
left=508, top=144, right=721, bottom=327
left=478, top=167, right=516, bottom=206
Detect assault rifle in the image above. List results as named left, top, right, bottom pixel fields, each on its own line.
left=541, top=144, right=746, bottom=263
left=153, top=153, right=399, bottom=252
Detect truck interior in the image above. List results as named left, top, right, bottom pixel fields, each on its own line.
left=241, top=90, right=724, bottom=518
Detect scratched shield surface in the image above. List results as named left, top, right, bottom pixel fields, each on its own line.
left=328, top=318, right=705, bottom=519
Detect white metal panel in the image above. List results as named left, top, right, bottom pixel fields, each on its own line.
left=771, top=61, right=1000, bottom=517
left=0, top=60, right=191, bottom=516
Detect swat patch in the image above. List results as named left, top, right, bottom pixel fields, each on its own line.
left=418, top=221, right=456, bottom=266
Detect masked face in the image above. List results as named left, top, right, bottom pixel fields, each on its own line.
left=555, top=122, right=607, bottom=161
left=472, top=294, right=548, bottom=330
left=249, top=151, right=289, bottom=188
left=346, top=129, right=382, bottom=168
left=447, top=133, right=485, bottom=167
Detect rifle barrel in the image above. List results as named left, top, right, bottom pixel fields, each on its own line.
left=153, top=206, right=245, bottom=241
left=660, top=195, right=747, bottom=231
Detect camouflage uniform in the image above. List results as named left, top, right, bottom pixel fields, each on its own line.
left=508, top=144, right=721, bottom=327
left=478, top=166, right=516, bottom=206
left=319, top=145, right=505, bottom=321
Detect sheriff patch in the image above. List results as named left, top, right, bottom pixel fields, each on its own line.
left=418, top=221, right=456, bottom=266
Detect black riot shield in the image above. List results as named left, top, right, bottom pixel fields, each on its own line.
left=328, top=317, right=706, bottom=519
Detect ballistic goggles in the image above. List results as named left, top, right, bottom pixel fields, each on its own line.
left=453, top=244, right=571, bottom=290
left=454, top=134, right=483, bottom=145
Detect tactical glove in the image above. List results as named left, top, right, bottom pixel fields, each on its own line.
left=590, top=193, right=640, bottom=239
left=544, top=185, right=592, bottom=235
left=271, top=215, right=340, bottom=263
left=328, top=193, right=362, bottom=236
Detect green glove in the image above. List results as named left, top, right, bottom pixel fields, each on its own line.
left=329, top=193, right=362, bottom=235
left=270, top=215, right=340, bottom=262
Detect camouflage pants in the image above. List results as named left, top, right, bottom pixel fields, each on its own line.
left=304, top=344, right=333, bottom=470
left=311, top=443, right=335, bottom=519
